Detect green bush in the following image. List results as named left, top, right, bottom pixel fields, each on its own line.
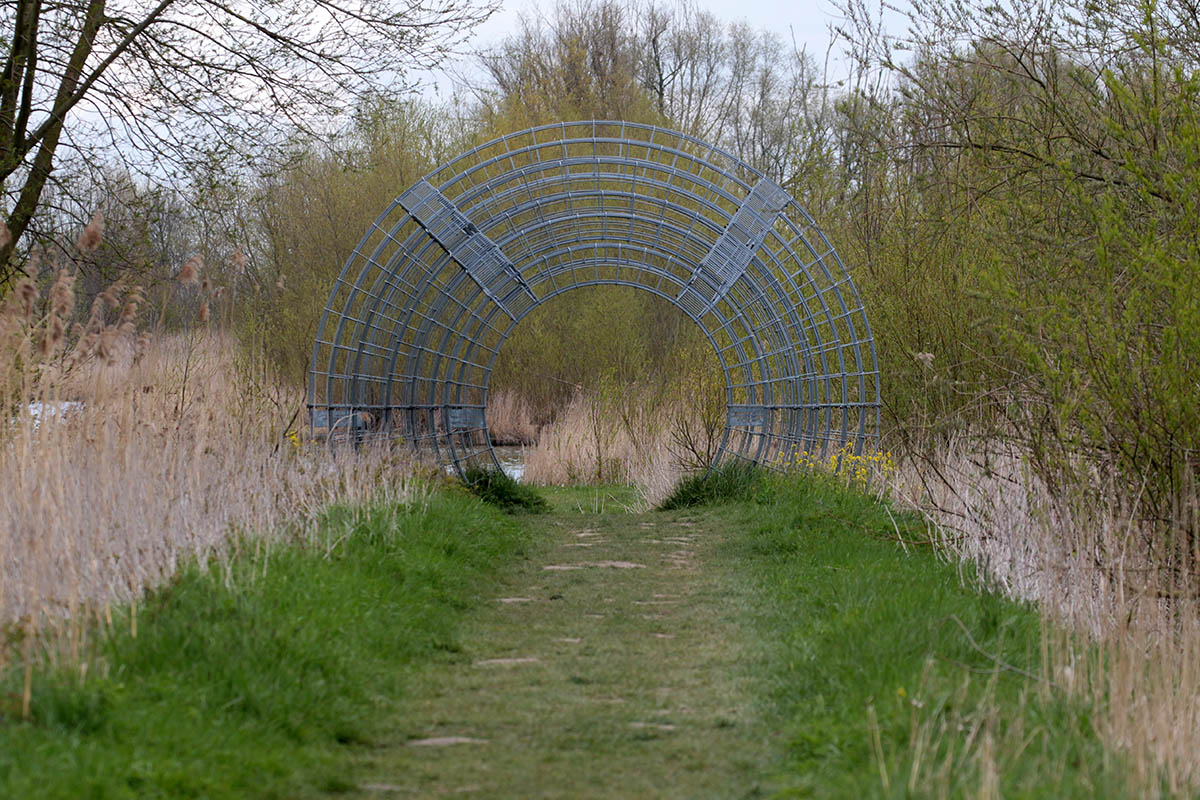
left=242, top=98, right=463, bottom=385
left=462, top=467, right=549, bottom=513
left=659, top=461, right=765, bottom=510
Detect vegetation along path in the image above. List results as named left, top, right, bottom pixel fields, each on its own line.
left=352, top=487, right=771, bottom=798
left=0, top=472, right=1126, bottom=797
left=349, top=473, right=1118, bottom=798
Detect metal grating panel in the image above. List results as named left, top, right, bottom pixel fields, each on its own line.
left=308, top=122, right=880, bottom=478
left=697, top=177, right=789, bottom=293
left=399, top=179, right=534, bottom=319
left=309, top=406, right=368, bottom=430
left=727, top=405, right=770, bottom=428
left=447, top=406, right=486, bottom=430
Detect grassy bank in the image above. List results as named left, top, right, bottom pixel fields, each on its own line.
left=0, top=489, right=529, bottom=799
left=0, top=469, right=1154, bottom=797
left=699, top=470, right=1121, bottom=797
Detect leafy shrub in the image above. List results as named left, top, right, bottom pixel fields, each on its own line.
left=462, top=467, right=549, bottom=514
left=659, top=461, right=764, bottom=510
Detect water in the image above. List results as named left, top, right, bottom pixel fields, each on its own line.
left=20, top=401, right=85, bottom=428
left=441, top=445, right=527, bottom=481
left=492, top=446, right=527, bottom=481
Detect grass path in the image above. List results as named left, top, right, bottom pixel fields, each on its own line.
left=0, top=476, right=1125, bottom=797
left=350, top=491, right=771, bottom=798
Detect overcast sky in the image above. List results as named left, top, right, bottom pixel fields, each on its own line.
left=421, top=0, right=883, bottom=98
left=471, top=0, right=851, bottom=52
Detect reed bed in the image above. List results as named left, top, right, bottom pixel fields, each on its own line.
left=485, top=388, right=539, bottom=446
left=0, top=332, right=416, bottom=643
left=890, top=439, right=1200, bottom=795
left=519, top=390, right=718, bottom=507
left=0, top=230, right=417, bottom=651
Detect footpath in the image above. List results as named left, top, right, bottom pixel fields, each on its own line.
left=350, top=497, right=771, bottom=798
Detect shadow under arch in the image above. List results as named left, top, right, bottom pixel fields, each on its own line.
left=308, top=120, right=880, bottom=476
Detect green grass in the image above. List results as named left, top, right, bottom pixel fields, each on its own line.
left=348, top=486, right=773, bottom=798
left=338, top=477, right=1127, bottom=798
left=540, top=482, right=642, bottom=514
left=462, top=466, right=549, bottom=513
left=0, top=474, right=1132, bottom=797
left=0, top=491, right=529, bottom=799
left=659, top=460, right=765, bottom=509
left=722, top=472, right=1116, bottom=797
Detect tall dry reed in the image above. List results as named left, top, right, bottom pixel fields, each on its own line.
left=0, top=226, right=417, bottom=695
left=890, top=437, right=1200, bottom=795
left=522, top=389, right=718, bottom=507
left=0, top=333, right=416, bottom=634
left=485, top=388, right=539, bottom=445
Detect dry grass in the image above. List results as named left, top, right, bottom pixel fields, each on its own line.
left=485, top=388, right=539, bottom=446
left=0, top=227, right=417, bottom=656
left=890, top=438, right=1200, bottom=796
left=0, top=332, right=416, bottom=631
left=509, top=370, right=724, bottom=509
left=521, top=391, right=715, bottom=507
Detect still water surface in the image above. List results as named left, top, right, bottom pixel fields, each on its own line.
left=492, top=446, right=526, bottom=481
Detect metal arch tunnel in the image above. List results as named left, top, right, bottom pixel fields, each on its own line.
left=308, top=121, right=880, bottom=475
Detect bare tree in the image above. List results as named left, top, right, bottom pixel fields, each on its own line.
left=0, top=0, right=496, bottom=285
left=474, top=0, right=834, bottom=187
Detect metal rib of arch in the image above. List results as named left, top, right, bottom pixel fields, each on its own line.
left=308, top=120, right=880, bottom=475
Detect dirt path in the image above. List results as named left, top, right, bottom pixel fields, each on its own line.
left=350, top=503, right=770, bottom=798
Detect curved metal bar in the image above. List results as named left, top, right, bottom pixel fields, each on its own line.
left=307, top=122, right=880, bottom=477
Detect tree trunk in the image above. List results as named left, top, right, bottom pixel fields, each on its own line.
left=0, top=0, right=105, bottom=283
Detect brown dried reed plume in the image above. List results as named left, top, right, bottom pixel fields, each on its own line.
left=177, top=254, right=202, bottom=285
left=76, top=211, right=104, bottom=253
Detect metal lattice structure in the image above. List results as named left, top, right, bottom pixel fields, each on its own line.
left=309, top=121, right=880, bottom=476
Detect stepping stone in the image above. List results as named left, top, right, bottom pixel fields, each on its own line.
left=545, top=561, right=646, bottom=570
left=496, top=597, right=533, bottom=603
left=653, top=633, right=675, bottom=639
left=475, top=657, right=540, bottom=666
left=630, top=722, right=676, bottom=731
left=555, top=637, right=583, bottom=643
left=407, top=736, right=489, bottom=746
left=562, top=542, right=596, bottom=548
left=657, top=706, right=693, bottom=715
left=666, top=551, right=694, bottom=567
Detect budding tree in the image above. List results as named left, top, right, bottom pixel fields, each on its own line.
left=0, top=0, right=494, bottom=285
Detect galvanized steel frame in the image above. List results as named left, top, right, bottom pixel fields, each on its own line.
left=308, top=121, right=880, bottom=475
